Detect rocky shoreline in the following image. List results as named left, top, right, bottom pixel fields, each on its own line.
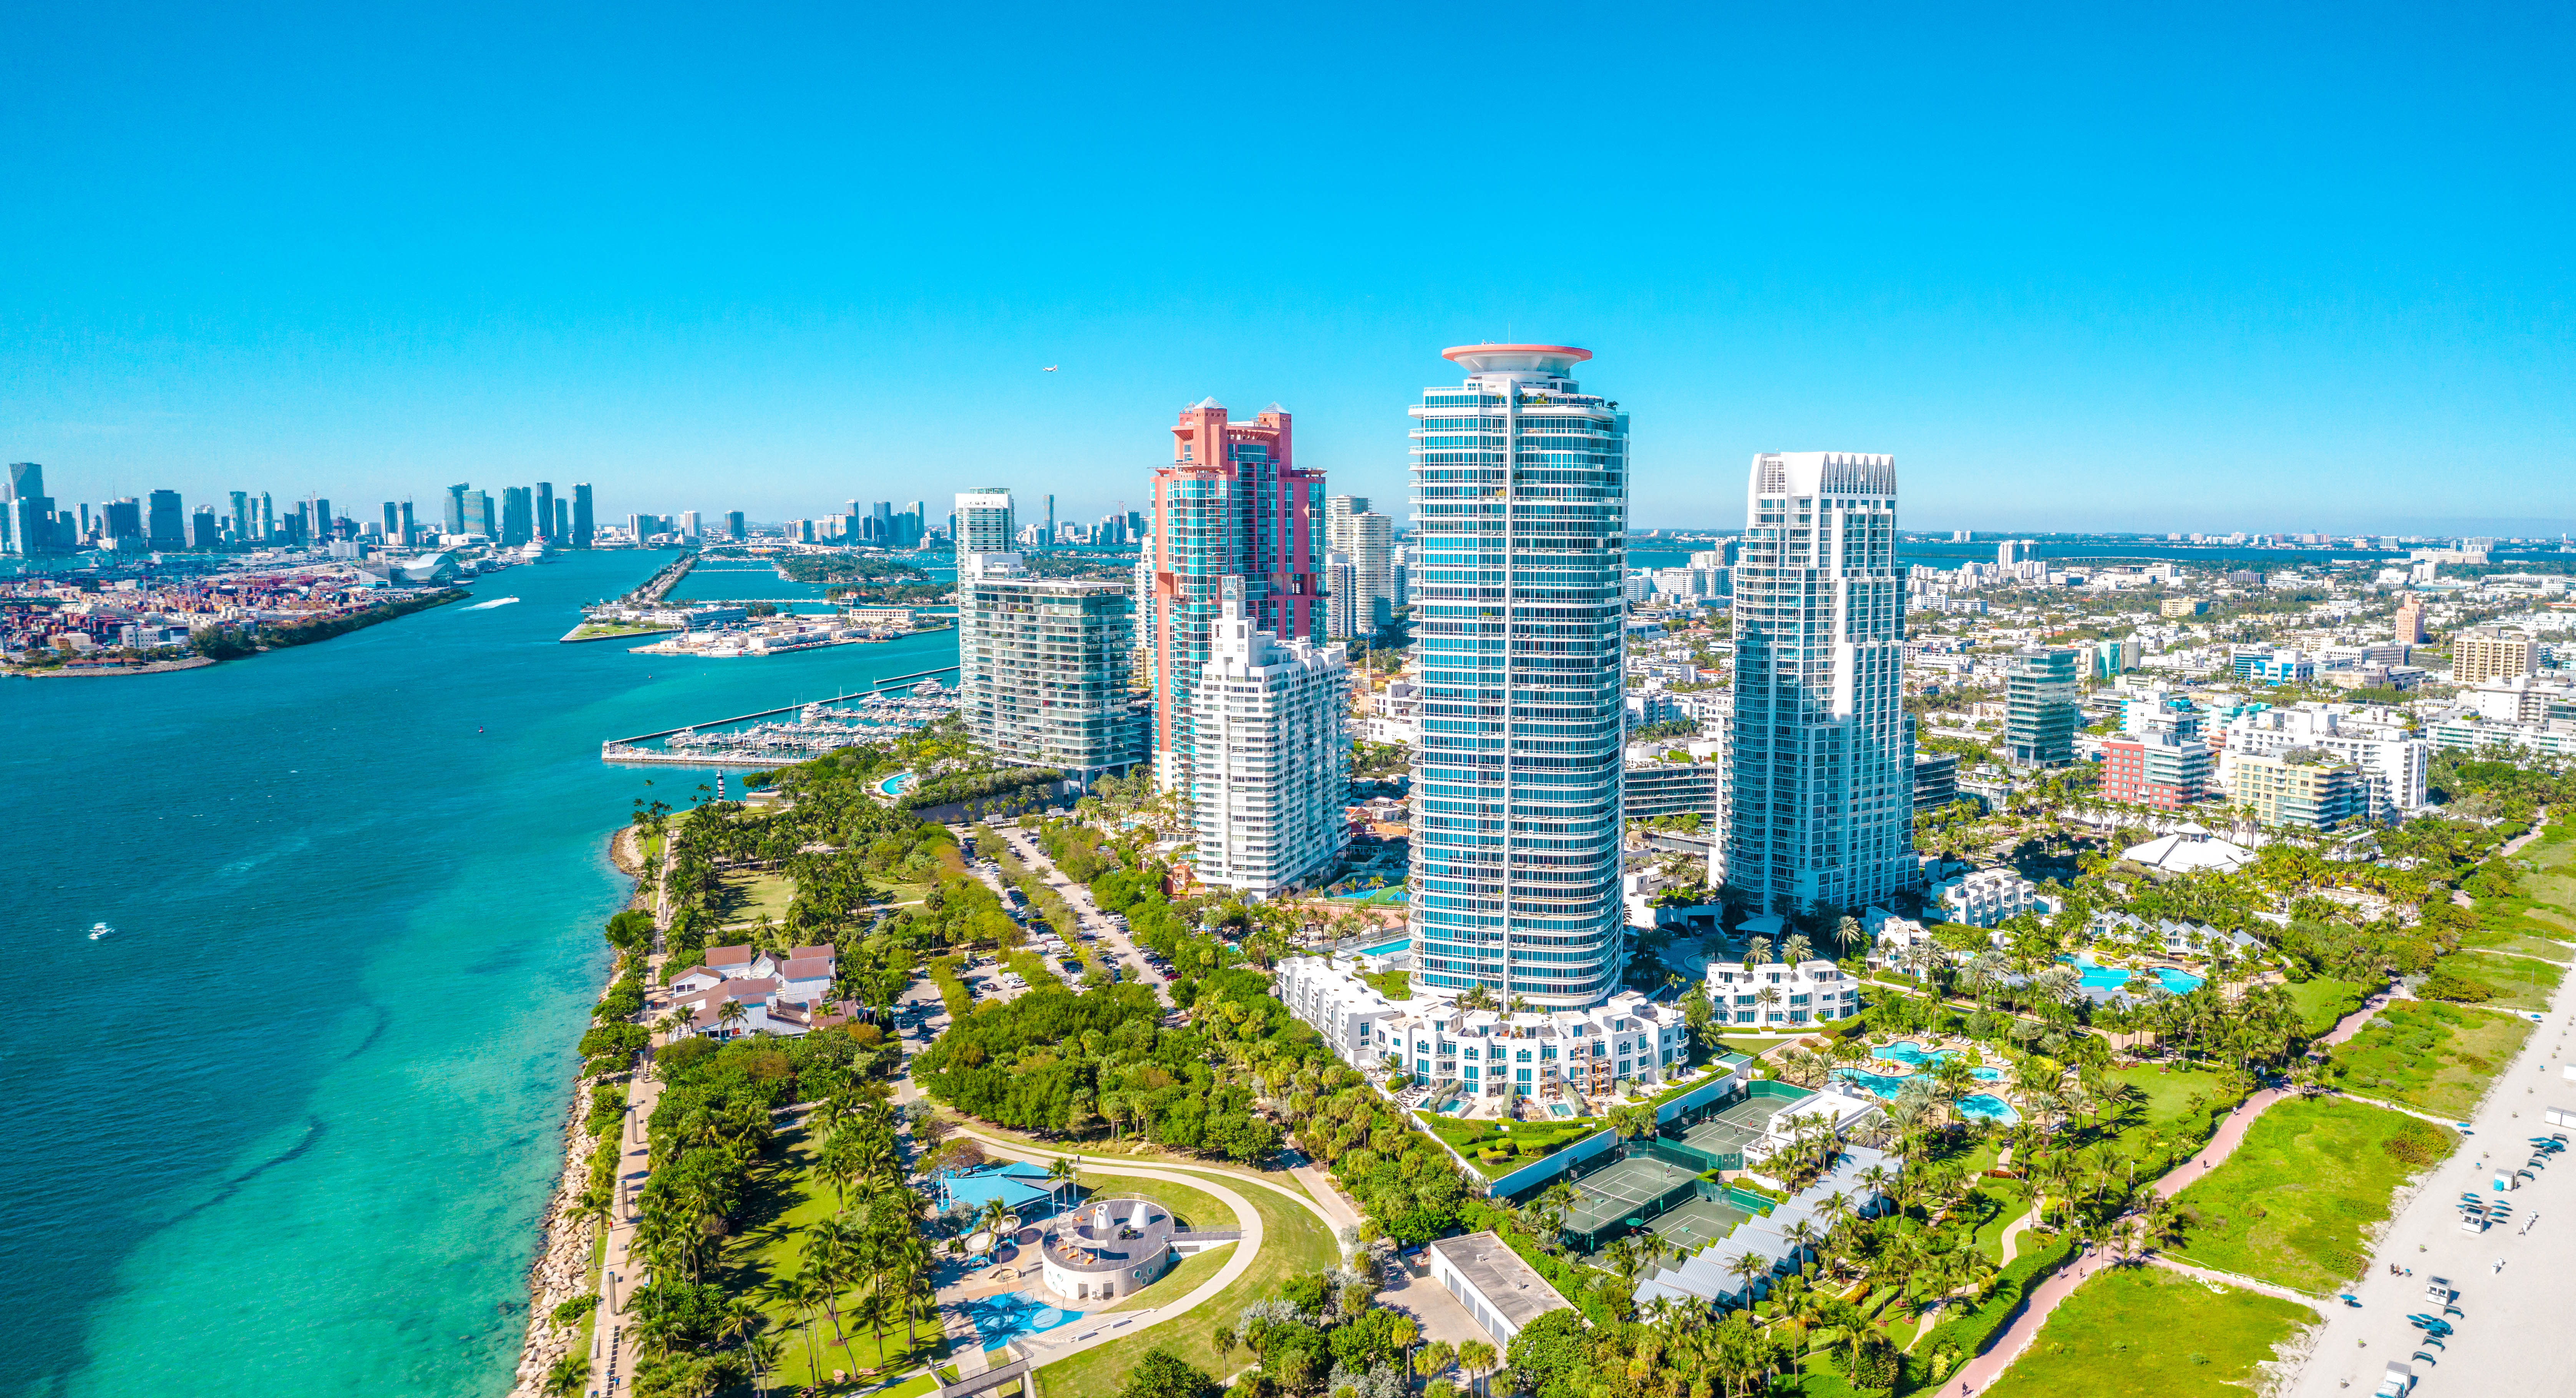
left=505, top=824, right=651, bottom=1395
left=506, top=1078, right=604, bottom=1396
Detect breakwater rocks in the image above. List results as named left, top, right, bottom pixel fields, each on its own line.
left=508, top=1077, right=603, bottom=1396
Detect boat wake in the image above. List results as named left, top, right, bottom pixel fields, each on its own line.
left=466, top=596, right=521, bottom=611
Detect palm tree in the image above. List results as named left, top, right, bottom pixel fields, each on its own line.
left=743, top=1328, right=788, bottom=1398
left=1781, top=932, right=1815, bottom=966
left=1455, top=1339, right=1498, bottom=1398
left=541, top=1352, right=588, bottom=1398
left=977, top=1197, right=1014, bottom=1247
left=717, top=997, right=751, bottom=1038
left=756, top=1272, right=821, bottom=1381
left=1045, top=1154, right=1077, bottom=1211
left=1727, top=1250, right=1771, bottom=1303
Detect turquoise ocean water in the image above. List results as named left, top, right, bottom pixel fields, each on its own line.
left=0, top=550, right=957, bottom=1396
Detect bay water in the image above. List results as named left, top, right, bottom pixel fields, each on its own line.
left=0, top=550, right=957, bottom=1396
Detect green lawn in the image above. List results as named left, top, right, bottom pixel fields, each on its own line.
left=2168, top=1097, right=2456, bottom=1293
left=1413, top=1112, right=1606, bottom=1178
left=1979, top=1267, right=2311, bottom=1398
left=2093, top=1063, right=2229, bottom=1173
left=2441, top=949, right=2567, bottom=1012
left=2324, top=998, right=2533, bottom=1119
left=1032, top=1167, right=1337, bottom=1397
left=716, top=868, right=798, bottom=932
left=2462, top=927, right=2574, bottom=962
left=2284, top=976, right=2371, bottom=1036
left=1096, top=1240, right=1236, bottom=1314
left=1968, top=1179, right=2034, bottom=1263
left=730, top=1134, right=949, bottom=1386
left=1072, top=1170, right=1228, bottom=1236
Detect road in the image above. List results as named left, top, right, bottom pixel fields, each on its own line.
left=588, top=835, right=677, bottom=1397
left=2279, top=990, right=2576, bottom=1398
left=977, top=823, right=1176, bottom=1009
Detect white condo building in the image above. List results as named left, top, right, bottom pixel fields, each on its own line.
left=957, top=552, right=1148, bottom=778
left=2216, top=703, right=2428, bottom=822
left=1726, top=452, right=1914, bottom=912
left=1193, top=579, right=1351, bottom=896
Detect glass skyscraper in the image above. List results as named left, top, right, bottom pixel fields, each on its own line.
left=1407, top=345, right=1628, bottom=1009
left=1725, top=452, right=1913, bottom=914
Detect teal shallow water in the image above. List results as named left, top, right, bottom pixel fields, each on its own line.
left=0, top=550, right=957, bottom=1396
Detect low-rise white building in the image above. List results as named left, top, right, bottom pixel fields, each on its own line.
left=1932, top=868, right=2060, bottom=927
left=1272, top=955, right=1692, bottom=1101
left=1704, top=958, right=1863, bottom=1026
left=1427, top=1232, right=1576, bottom=1345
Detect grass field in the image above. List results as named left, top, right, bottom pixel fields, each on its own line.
left=2168, top=1096, right=2456, bottom=1293
left=715, top=868, right=798, bottom=932
left=731, top=1133, right=948, bottom=1386
left=1070, top=1170, right=1229, bottom=1237
left=2324, top=998, right=2533, bottom=1119
left=1096, top=1240, right=1235, bottom=1314
left=1032, top=1166, right=1337, bottom=1397
left=2284, top=976, right=2371, bottom=1036
left=2443, top=949, right=2567, bottom=1012
left=1968, top=1179, right=2034, bottom=1262
left=2095, top=1063, right=2229, bottom=1172
left=2461, top=926, right=2574, bottom=962
left=1979, top=1267, right=2311, bottom=1398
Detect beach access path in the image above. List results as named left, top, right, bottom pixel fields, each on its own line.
left=1952, top=986, right=2398, bottom=1393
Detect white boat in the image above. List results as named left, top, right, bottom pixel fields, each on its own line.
left=88, top=922, right=113, bottom=940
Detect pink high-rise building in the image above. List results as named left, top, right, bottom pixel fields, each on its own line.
left=1145, top=398, right=1325, bottom=787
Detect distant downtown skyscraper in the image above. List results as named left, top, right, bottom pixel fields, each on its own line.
left=572, top=483, right=594, bottom=547
left=1407, top=346, right=1628, bottom=1009
left=1725, top=452, right=1913, bottom=914
left=1144, top=398, right=1324, bottom=790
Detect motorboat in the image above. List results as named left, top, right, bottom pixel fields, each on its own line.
left=88, top=922, right=113, bottom=940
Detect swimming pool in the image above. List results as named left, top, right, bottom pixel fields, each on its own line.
left=1873, top=1041, right=1957, bottom=1069
left=2069, top=956, right=2203, bottom=995
left=1357, top=938, right=1411, bottom=956
left=1956, top=1093, right=2020, bottom=1125
left=877, top=770, right=914, bottom=797
left=955, top=1290, right=1085, bottom=1346
left=1836, top=1065, right=2002, bottom=1101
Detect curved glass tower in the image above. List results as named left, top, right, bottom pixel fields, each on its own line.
left=1407, top=345, right=1629, bottom=1009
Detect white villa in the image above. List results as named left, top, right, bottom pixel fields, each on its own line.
left=665, top=942, right=848, bottom=1041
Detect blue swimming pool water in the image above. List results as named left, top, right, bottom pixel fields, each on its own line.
left=877, top=770, right=913, bottom=797
left=1873, top=1041, right=1956, bottom=1069
left=1835, top=1069, right=1913, bottom=1098
left=956, top=1290, right=1085, bottom=1346
left=2070, top=957, right=2204, bottom=995
left=1358, top=938, right=1410, bottom=955
left=1957, top=1093, right=2021, bottom=1124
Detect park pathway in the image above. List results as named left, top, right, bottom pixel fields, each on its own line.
left=589, top=831, right=678, bottom=1395
left=1950, top=988, right=2397, bottom=1393
left=2146, top=1255, right=2325, bottom=1310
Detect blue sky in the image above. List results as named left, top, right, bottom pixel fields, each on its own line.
left=3, top=2, right=2570, bottom=534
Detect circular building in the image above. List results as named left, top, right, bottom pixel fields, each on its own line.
left=1037, top=1196, right=1178, bottom=1303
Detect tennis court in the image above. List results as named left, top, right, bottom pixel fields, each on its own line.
left=1644, top=1196, right=1748, bottom=1253
left=1559, top=1154, right=1700, bottom=1247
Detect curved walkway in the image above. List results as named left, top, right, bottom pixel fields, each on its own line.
left=952, top=1125, right=1348, bottom=1252
left=1952, top=990, right=2397, bottom=1393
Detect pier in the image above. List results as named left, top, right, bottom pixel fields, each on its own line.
left=599, top=665, right=960, bottom=768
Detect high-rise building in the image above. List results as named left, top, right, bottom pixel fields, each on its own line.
left=556, top=499, right=570, bottom=540
left=1322, top=550, right=1360, bottom=640
left=956, top=552, right=1148, bottom=777
left=398, top=500, right=416, bottom=545
left=679, top=510, right=701, bottom=541
left=473, top=491, right=497, bottom=540
left=445, top=483, right=469, bottom=535
left=1997, top=539, right=2025, bottom=567
left=1726, top=451, right=1912, bottom=915
left=103, top=498, right=144, bottom=550
left=7, top=464, right=61, bottom=556
left=2393, top=594, right=2426, bottom=645
left=2101, top=729, right=2214, bottom=809
left=190, top=507, right=220, bottom=550
left=955, top=489, right=1015, bottom=553
left=259, top=493, right=275, bottom=542
left=382, top=502, right=401, bottom=542
left=571, top=483, right=594, bottom=548
left=147, top=490, right=186, bottom=550
left=2004, top=645, right=2080, bottom=767
left=315, top=497, right=332, bottom=541
left=501, top=487, right=535, bottom=546
left=1407, top=345, right=1627, bottom=1008
left=1145, top=399, right=1324, bottom=790
left=535, top=483, right=555, bottom=541
left=2452, top=626, right=2538, bottom=686
left=1325, top=494, right=1395, bottom=634
left=1045, top=494, right=1056, bottom=549
left=904, top=500, right=926, bottom=548
left=1194, top=577, right=1350, bottom=895
left=230, top=489, right=252, bottom=545
left=726, top=510, right=746, bottom=541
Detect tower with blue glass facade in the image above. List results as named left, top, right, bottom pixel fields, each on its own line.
left=1406, top=345, right=1629, bottom=1009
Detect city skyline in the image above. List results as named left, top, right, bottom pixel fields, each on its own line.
left=5, top=8, right=2571, bottom=533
